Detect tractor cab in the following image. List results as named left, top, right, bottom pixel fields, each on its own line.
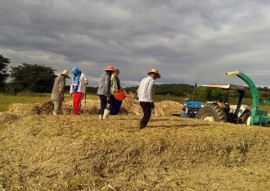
left=196, top=84, right=251, bottom=124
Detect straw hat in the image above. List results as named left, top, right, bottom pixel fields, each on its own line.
left=61, top=69, right=70, bottom=78
left=104, top=65, right=115, bottom=71
left=147, top=69, right=161, bottom=78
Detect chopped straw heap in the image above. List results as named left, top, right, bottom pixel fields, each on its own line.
left=7, top=98, right=183, bottom=116
left=1, top=99, right=270, bottom=190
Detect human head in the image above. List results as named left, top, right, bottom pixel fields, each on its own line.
left=104, top=65, right=114, bottom=76
left=61, top=69, right=70, bottom=78
left=113, top=69, right=120, bottom=76
left=147, top=69, right=161, bottom=79
left=71, top=67, right=81, bottom=76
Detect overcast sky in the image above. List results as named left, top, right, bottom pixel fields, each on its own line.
left=1, top=0, right=270, bottom=87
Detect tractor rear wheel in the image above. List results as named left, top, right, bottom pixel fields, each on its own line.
left=195, top=104, right=227, bottom=122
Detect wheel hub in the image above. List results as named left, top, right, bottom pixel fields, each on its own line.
left=203, top=116, right=215, bottom=122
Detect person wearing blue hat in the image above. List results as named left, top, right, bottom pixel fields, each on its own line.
left=70, top=67, right=88, bottom=115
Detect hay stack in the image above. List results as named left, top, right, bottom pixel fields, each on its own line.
left=8, top=103, right=35, bottom=115
left=1, top=115, right=270, bottom=190
left=62, top=100, right=100, bottom=115
left=0, top=112, right=20, bottom=124
left=33, top=101, right=54, bottom=114
left=121, top=99, right=183, bottom=116
left=7, top=99, right=183, bottom=117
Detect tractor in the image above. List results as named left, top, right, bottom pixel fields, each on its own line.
left=181, top=70, right=270, bottom=126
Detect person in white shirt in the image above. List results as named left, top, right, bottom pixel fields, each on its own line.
left=70, top=67, right=88, bottom=115
left=137, top=69, right=161, bottom=129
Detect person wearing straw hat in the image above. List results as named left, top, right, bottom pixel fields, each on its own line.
left=51, top=69, right=70, bottom=115
left=137, top=69, right=161, bottom=129
left=97, top=65, right=115, bottom=120
left=70, top=67, right=88, bottom=115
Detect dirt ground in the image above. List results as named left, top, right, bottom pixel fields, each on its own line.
left=1, top=102, right=270, bottom=190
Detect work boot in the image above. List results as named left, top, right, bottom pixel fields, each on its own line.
left=103, top=109, right=110, bottom=120
left=140, top=121, right=147, bottom=129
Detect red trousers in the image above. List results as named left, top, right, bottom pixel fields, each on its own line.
left=73, top=92, right=84, bottom=115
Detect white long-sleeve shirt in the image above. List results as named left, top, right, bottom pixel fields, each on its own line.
left=137, top=76, right=155, bottom=102
left=70, top=73, right=88, bottom=94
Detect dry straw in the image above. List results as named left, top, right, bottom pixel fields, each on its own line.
left=1, top=114, right=270, bottom=190
left=7, top=98, right=183, bottom=116
left=2, top=97, right=270, bottom=190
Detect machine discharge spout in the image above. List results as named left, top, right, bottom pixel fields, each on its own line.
left=226, top=70, right=240, bottom=77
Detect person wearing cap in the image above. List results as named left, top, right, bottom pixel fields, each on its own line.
left=51, top=69, right=70, bottom=115
left=70, top=67, right=88, bottom=115
left=110, top=69, right=123, bottom=115
left=137, top=69, right=161, bottom=129
left=97, top=65, right=115, bottom=120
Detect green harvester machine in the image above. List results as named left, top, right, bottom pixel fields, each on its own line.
left=226, top=70, right=270, bottom=126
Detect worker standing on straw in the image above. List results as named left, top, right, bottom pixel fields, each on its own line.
left=70, top=67, right=88, bottom=115
left=110, top=69, right=123, bottom=115
left=51, top=69, right=70, bottom=115
left=137, top=69, right=161, bottom=129
left=97, top=65, right=115, bottom=120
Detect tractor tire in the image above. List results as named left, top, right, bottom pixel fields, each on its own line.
left=195, top=104, right=227, bottom=122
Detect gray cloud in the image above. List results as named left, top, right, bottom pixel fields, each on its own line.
left=1, top=0, right=270, bottom=87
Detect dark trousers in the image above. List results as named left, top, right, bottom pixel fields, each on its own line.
left=140, top=102, right=152, bottom=128
left=98, top=95, right=114, bottom=115
left=110, top=97, right=122, bottom=115
left=108, top=95, right=116, bottom=111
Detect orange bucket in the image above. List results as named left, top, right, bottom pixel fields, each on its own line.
left=114, top=90, right=126, bottom=101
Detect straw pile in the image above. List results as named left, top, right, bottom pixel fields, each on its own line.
left=1, top=115, right=270, bottom=190
left=8, top=103, right=35, bottom=115
left=7, top=99, right=183, bottom=116
left=0, top=112, right=20, bottom=124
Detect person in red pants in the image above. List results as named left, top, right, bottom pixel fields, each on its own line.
left=70, top=67, right=88, bottom=115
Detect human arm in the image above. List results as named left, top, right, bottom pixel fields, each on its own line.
left=58, top=77, right=66, bottom=101
left=145, top=79, right=155, bottom=102
left=70, top=82, right=74, bottom=96
left=82, top=74, right=88, bottom=86
left=110, top=76, right=118, bottom=95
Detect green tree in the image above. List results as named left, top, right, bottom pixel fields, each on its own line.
left=10, top=63, right=56, bottom=93
left=0, top=54, right=10, bottom=90
left=195, top=87, right=224, bottom=101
